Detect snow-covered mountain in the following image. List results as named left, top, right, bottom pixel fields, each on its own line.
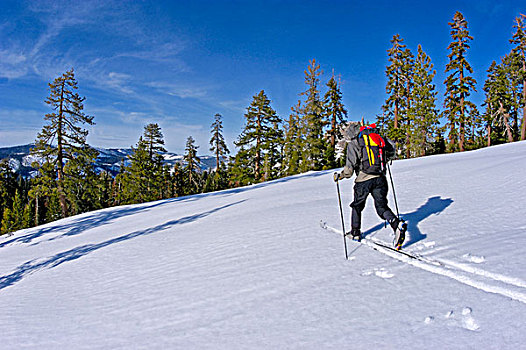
left=0, top=144, right=217, bottom=176
left=1, top=141, right=525, bottom=349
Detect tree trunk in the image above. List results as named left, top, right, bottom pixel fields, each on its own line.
left=34, top=195, right=39, bottom=226
left=57, top=80, right=67, bottom=218
left=330, top=117, right=335, bottom=147
left=459, top=122, right=465, bottom=152
left=459, top=67, right=465, bottom=152
left=405, top=93, right=411, bottom=158
left=394, top=97, right=399, bottom=129
left=505, top=114, right=514, bottom=143
left=500, top=101, right=514, bottom=143
left=255, top=115, right=261, bottom=181
left=487, top=124, right=491, bottom=147
left=421, top=129, right=427, bottom=157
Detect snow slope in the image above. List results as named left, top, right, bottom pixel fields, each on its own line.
left=1, top=141, right=525, bottom=349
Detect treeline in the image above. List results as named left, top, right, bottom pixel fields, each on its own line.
left=380, top=11, right=526, bottom=157
left=1, top=11, right=525, bottom=235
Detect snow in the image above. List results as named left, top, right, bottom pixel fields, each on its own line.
left=1, top=141, right=525, bottom=349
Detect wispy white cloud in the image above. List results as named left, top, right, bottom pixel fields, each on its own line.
left=218, top=99, right=247, bottom=114
left=106, top=72, right=134, bottom=94
left=0, top=49, right=28, bottom=79
left=1, top=1, right=104, bottom=80
left=0, top=0, right=232, bottom=152
left=116, top=43, right=188, bottom=68
left=0, top=0, right=188, bottom=82
left=146, top=81, right=209, bottom=99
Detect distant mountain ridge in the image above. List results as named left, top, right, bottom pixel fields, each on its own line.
left=0, top=144, right=217, bottom=177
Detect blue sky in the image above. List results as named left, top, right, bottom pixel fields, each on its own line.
left=0, top=0, right=523, bottom=154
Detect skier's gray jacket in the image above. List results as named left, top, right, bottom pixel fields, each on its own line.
left=340, top=137, right=395, bottom=183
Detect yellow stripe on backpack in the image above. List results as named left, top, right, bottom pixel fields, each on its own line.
left=362, top=135, right=378, bottom=166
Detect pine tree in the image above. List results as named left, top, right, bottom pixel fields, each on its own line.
left=509, top=13, right=526, bottom=140
left=207, top=113, right=230, bottom=192
left=121, top=124, right=168, bottom=203
left=125, top=141, right=156, bottom=202
left=171, top=162, right=185, bottom=197
left=282, top=101, right=304, bottom=176
left=63, top=145, right=100, bottom=215
left=111, top=159, right=127, bottom=206
left=233, top=90, right=282, bottom=183
left=11, top=189, right=24, bottom=231
left=126, top=137, right=150, bottom=203
left=482, top=61, right=499, bottom=146
left=228, top=145, right=253, bottom=186
left=323, top=74, right=348, bottom=168
left=28, top=160, right=57, bottom=226
left=443, top=12, right=479, bottom=152
left=483, top=57, right=517, bottom=145
left=209, top=113, right=230, bottom=170
left=1, top=188, right=24, bottom=235
left=409, top=45, right=440, bottom=157
left=0, top=160, right=16, bottom=231
left=184, top=136, right=201, bottom=194
left=96, top=170, right=114, bottom=209
left=262, top=118, right=284, bottom=180
left=21, top=202, right=33, bottom=230
left=33, top=68, right=95, bottom=217
left=1, top=207, right=14, bottom=236
left=381, top=34, right=408, bottom=144
left=401, top=47, right=415, bottom=158
left=299, top=59, right=327, bottom=170
left=143, top=123, right=167, bottom=157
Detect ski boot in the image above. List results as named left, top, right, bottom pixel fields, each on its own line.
left=390, top=218, right=407, bottom=250
left=346, top=228, right=362, bottom=242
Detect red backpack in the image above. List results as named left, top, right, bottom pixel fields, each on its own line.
left=357, top=124, right=387, bottom=175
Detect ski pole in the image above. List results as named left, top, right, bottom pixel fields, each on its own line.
left=335, top=178, right=349, bottom=260
left=387, top=163, right=400, bottom=219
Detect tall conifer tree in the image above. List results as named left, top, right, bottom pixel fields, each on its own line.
left=401, top=47, right=415, bottom=158
left=122, top=124, right=168, bottom=203
left=233, top=90, right=282, bottom=183
left=409, top=45, right=439, bottom=157
left=443, top=11, right=479, bottom=152
left=184, top=136, right=201, bottom=194
left=63, top=145, right=100, bottom=215
left=299, top=59, right=326, bottom=170
left=483, top=58, right=517, bottom=145
left=33, top=68, right=95, bottom=217
left=143, top=123, right=167, bottom=157
left=323, top=74, right=348, bottom=167
left=510, top=14, right=526, bottom=140
left=209, top=113, right=230, bottom=170
left=282, top=101, right=303, bottom=176
left=381, top=34, right=407, bottom=143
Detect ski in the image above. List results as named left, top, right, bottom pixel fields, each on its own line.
left=365, top=236, right=417, bottom=260
left=320, top=220, right=443, bottom=265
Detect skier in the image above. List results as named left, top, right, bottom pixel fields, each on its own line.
left=333, top=123, right=407, bottom=249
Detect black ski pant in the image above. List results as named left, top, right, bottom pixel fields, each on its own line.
left=350, top=176, right=397, bottom=231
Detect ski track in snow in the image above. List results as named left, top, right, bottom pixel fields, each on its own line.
left=321, top=222, right=526, bottom=305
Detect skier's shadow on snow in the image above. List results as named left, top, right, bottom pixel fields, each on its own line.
left=0, top=200, right=245, bottom=291
left=362, top=196, right=453, bottom=247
